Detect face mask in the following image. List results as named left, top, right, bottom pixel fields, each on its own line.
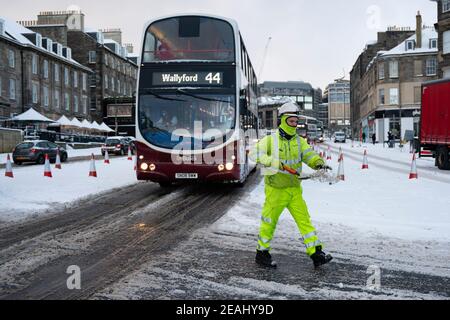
left=279, top=115, right=297, bottom=136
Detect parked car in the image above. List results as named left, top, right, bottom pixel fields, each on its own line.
left=12, top=140, right=68, bottom=165
left=334, top=132, right=347, bottom=143
left=122, top=136, right=137, bottom=153
left=101, top=137, right=133, bottom=156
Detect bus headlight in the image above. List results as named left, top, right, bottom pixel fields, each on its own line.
left=225, top=163, right=234, bottom=171
left=140, top=163, right=149, bottom=171
left=139, top=155, right=144, bottom=160
left=218, top=164, right=225, bottom=172
left=149, top=164, right=156, bottom=171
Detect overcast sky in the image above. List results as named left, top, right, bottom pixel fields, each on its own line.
left=2, top=0, right=438, bottom=89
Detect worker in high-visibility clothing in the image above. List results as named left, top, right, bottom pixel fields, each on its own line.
left=250, top=102, right=333, bottom=268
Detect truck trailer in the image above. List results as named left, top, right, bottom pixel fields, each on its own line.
left=421, top=79, right=450, bottom=170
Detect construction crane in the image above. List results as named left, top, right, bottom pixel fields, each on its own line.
left=258, top=37, right=272, bottom=81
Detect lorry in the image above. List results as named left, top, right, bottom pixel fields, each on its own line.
left=420, top=79, right=450, bottom=170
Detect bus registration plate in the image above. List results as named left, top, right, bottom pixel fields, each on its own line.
left=176, top=173, right=198, bottom=179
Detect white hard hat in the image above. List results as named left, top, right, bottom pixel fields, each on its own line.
left=278, top=102, right=300, bottom=118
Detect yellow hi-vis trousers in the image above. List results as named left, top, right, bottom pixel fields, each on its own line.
left=257, top=185, right=322, bottom=256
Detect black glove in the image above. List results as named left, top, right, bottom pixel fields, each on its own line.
left=316, top=164, right=332, bottom=171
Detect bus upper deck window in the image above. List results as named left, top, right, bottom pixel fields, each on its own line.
left=179, top=17, right=200, bottom=38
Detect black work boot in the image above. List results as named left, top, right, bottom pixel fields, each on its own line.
left=310, top=246, right=333, bottom=268
left=255, top=250, right=277, bottom=268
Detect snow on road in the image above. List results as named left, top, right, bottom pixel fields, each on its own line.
left=98, top=142, right=450, bottom=299
left=0, top=156, right=138, bottom=222
left=216, top=142, right=450, bottom=273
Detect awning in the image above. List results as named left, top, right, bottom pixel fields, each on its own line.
left=11, top=108, right=55, bottom=123
left=99, top=122, right=115, bottom=133
left=70, top=118, right=83, bottom=128
left=57, top=115, right=76, bottom=127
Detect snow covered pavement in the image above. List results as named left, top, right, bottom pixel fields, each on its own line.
left=0, top=156, right=138, bottom=222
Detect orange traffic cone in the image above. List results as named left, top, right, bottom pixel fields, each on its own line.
left=104, top=149, right=110, bottom=164
left=89, top=154, right=97, bottom=177
left=337, top=153, right=345, bottom=181
left=55, top=149, right=62, bottom=169
left=127, top=146, right=132, bottom=160
left=362, top=150, right=369, bottom=170
left=409, top=153, right=418, bottom=179
left=338, top=147, right=343, bottom=162
left=44, top=154, right=52, bottom=178
left=5, top=154, right=14, bottom=178
left=327, top=146, right=332, bottom=160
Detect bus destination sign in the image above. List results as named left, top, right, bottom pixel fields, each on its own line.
left=152, top=72, right=224, bottom=86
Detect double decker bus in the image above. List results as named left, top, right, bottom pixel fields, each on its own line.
left=297, top=115, right=319, bottom=142
left=135, top=14, right=259, bottom=187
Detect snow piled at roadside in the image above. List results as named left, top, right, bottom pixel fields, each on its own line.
left=0, top=157, right=138, bottom=222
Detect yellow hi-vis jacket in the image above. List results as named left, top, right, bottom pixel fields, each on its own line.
left=250, top=130, right=324, bottom=189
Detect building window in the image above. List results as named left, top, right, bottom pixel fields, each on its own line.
left=111, top=59, right=115, bottom=69
left=105, top=54, right=108, bottom=66
left=118, top=80, right=121, bottom=95
left=105, top=74, right=109, bottom=89
left=429, top=39, right=438, bottom=49
left=64, top=67, right=70, bottom=86
left=389, top=88, right=399, bottom=105
left=389, top=117, right=401, bottom=139
left=43, top=60, right=49, bottom=79
left=43, top=86, right=49, bottom=107
left=378, top=63, right=385, bottom=80
left=82, top=96, right=88, bottom=114
left=414, top=60, right=423, bottom=76
left=444, top=31, right=450, bottom=54
left=73, top=71, right=78, bottom=88
left=9, top=79, right=16, bottom=100
left=8, top=49, right=15, bottom=68
left=74, top=95, right=79, bottom=113
left=32, top=54, right=38, bottom=74
left=111, top=77, right=115, bottom=92
left=32, top=83, right=38, bottom=104
left=414, top=87, right=421, bottom=104
left=82, top=74, right=87, bottom=91
left=65, top=93, right=70, bottom=111
left=89, top=51, right=96, bottom=64
left=389, top=60, right=399, bottom=78
left=54, top=90, right=60, bottom=109
left=406, top=40, right=415, bottom=51
left=54, top=64, right=60, bottom=82
left=444, top=0, right=450, bottom=13
left=426, top=57, right=437, bottom=76
left=379, top=88, right=385, bottom=105
left=265, top=110, right=273, bottom=128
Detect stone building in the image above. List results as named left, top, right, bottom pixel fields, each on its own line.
left=350, top=13, right=439, bottom=143
left=323, top=79, right=350, bottom=135
left=258, top=81, right=322, bottom=129
left=0, top=17, right=92, bottom=122
left=350, top=27, right=415, bottom=139
left=18, top=10, right=139, bottom=123
left=432, top=0, right=450, bottom=78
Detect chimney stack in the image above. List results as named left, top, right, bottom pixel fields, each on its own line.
left=416, top=11, right=422, bottom=49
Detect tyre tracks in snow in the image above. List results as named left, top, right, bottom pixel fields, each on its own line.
left=0, top=172, right=261, bottom=300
